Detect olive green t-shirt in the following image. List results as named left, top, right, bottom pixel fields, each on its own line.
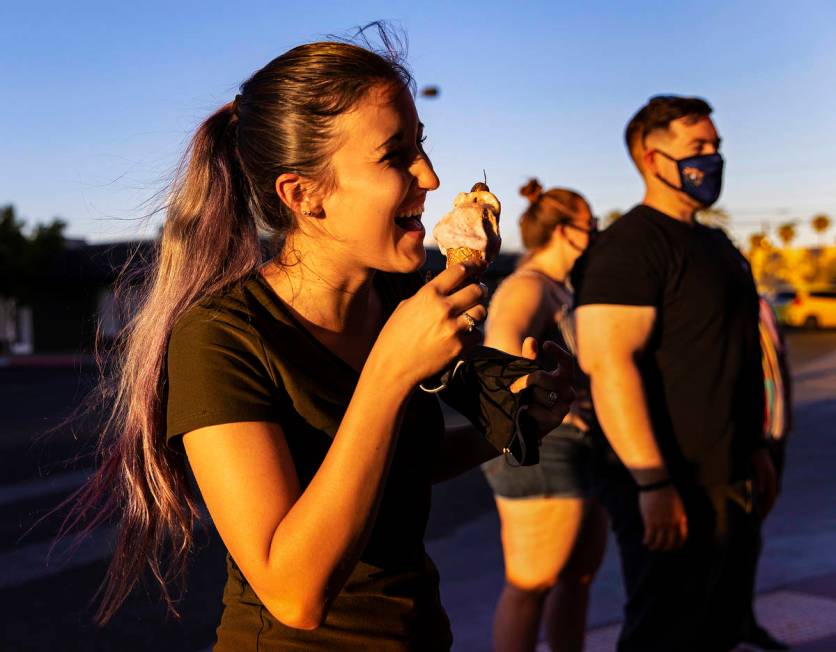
left=166, top=271, right=452, bottom=651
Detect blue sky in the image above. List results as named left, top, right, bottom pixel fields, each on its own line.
left=2, top=0, right=835, bottom=250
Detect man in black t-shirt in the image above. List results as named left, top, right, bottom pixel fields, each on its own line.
left=572, top=96, right=779, bottom=652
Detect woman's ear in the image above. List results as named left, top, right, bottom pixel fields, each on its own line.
left=275, top=173, right=323, bottom=216
left=550, top=223, right=568, bottom=245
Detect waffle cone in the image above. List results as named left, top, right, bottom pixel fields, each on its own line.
left=445, top=246, right=484, bottom=267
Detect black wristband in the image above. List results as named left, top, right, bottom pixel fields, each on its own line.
left=636, top=477, right=673, bottom=493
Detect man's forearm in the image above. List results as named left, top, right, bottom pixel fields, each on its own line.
left=590, top=358, right=668, bottom=483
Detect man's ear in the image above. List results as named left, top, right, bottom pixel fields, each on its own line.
left=274, top=173, right=323, bottom=216
left=641, top=146, right=658, bottom=176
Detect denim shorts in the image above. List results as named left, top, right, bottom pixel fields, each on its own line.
left=481, top=424, right=593, bottom=499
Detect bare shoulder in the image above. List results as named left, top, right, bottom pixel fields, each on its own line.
left=490, top=271, right=551, bottom=311
left=486, top=272, right=557, bottom=353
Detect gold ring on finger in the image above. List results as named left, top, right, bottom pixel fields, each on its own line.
left=462, top=313, right=477, bottom=333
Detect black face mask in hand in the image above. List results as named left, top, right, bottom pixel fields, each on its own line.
left=440, top=345, right=542, bottom=466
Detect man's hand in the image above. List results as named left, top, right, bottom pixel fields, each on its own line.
left=638, top=483, right=689, bottom=551
left=752, top=448, right=778, bottom=519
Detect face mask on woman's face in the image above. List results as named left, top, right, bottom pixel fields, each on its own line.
left=563, top=217, right=598, bottom=253
left=654, top=150, right=724, bottom=207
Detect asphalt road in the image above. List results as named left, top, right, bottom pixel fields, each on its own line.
left=785, top=329, right=836, bottom=367
left=1, top=330, right=834, bottom=651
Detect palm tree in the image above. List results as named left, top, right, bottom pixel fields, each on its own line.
left=811, top=213, right=831, bottom=246
left=777, top=222, right=797, bottom=248
left=747, top=232, right=769, bottom=284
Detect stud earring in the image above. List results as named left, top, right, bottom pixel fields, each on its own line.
left=301, top=209, right=313, bottom=216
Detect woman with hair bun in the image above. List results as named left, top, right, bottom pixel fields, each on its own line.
left=65, top=32, right=573, bottom=650
left=482, top=179, right=608, bottom=652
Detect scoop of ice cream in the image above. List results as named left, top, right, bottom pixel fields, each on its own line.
left=453, top=189, right=501, bottom=217
left=433, top=185, right=502, bottom=263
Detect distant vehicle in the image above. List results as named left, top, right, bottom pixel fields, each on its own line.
left=780, top=289, right=836, bottom=329
left=770, top=289, right=798, bottom=324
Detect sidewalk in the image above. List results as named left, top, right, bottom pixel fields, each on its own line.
left=427, top=349, right=836, bottom=651
left=582, top=576, right=836, bottom=652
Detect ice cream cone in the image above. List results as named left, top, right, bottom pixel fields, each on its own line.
left=433, top=180, right=502, bottom=273
left=446, top=246, right=484, bottom=268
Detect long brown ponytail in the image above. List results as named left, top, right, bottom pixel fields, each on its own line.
left=64, top=27, right=413, bottom=623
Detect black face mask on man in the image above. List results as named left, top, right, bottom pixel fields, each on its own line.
left=654, top=150, right=724, bottom=207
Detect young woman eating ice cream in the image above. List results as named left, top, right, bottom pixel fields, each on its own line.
left=67, top=28, right=573, bottom=650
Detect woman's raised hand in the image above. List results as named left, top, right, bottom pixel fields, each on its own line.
left=371, top=264, right=487, bottom=386
left=510, top=337, right=575, bottom=438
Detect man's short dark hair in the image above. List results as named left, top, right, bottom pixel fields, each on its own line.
left=625, top=95, right=713, bottom=162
